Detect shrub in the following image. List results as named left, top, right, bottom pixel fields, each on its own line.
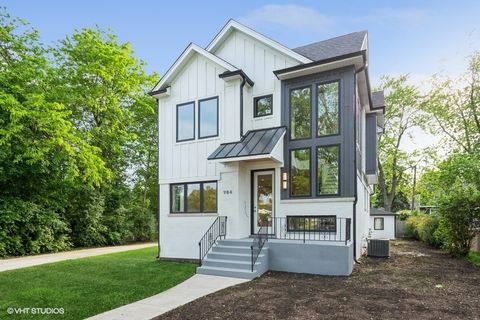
left=405, top=213, right=442, bottom=247
left=0, top=198, right=71, bottom=257
left=437, top=185, right=480, bottom=257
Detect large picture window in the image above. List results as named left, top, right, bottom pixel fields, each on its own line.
left=317, top=81, right=339, bottom=136
left=290, top=148, right=311, bottom=197
left=176, top=102, right=195, bottom=142
left=290, top=87, right=311, bottom=140
left=317, top=145, right=340, bottom=195
left=287, top=216, right=336, bottom=232
left=254, top=95, right=273, bottom=117
left=199, top=97, right=218, bottom=139
left=170, top=181, right=217, bottom=213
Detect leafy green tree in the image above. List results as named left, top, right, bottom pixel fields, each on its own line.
left=375, top=75, right=427, bottom=212
left=423, top=51, right=480, bottom=154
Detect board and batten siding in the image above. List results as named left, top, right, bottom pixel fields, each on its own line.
left=214, top=30, right=301, bottom=133
left=158, top=54, right=241, bottom=183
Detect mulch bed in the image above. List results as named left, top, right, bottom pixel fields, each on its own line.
left=155, top=240, right=480, bottom=320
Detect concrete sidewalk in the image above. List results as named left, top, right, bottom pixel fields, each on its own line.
left=0, top=243, right=156, bottom=272
left=86, top=274, right=248, bottom=320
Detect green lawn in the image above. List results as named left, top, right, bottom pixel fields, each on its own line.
left=467, top=251, right=480, bottom=267
left=0, top=247, right=196, bottom=320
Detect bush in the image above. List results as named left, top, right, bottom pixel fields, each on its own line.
left=0, top=198, right=71, bottom=257
left=405, top=213, right=442, bottom=247
left=437, top=185, right=480, bottom=257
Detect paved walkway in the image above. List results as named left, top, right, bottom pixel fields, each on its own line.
left=86, top=274, right=248, bottom=320
left=0, top=243, right=156, bottom=272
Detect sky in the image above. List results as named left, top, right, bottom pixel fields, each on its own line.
left=3, top=0, right=480, bottom=152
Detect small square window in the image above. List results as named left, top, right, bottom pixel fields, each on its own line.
left=374, top=217, right=384, bottom=230
left=254, top=95, right=273, bottom=117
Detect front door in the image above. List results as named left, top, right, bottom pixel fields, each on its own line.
left=252, top=170, right=275, bottom=235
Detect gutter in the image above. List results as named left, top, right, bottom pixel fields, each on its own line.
left=352, top=56, right=368, bottom=263
left=218, top=70, right=254, bottom=138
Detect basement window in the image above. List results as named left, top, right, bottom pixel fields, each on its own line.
left=287, top=215, right=336, bottom=232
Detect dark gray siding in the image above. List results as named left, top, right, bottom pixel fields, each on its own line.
left=281, top=66, right=356, bottom=199
left=365, top=113, right=378, bottom=175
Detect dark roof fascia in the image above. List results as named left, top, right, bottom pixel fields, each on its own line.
left=273, top=50, right=366, bottom=78
left=148, top=87, right=168, bottom=96
left=219, top=69, right=254, bottom=87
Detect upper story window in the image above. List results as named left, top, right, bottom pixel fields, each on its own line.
left=317, top=81, right=339, bottom=136
left=254, top=95, right=273, bottom=117
left=290, top=87, right=311, bottom=140
left=290, top=148, right=311, bottom=197
left=171, top=181, right=217, bottom=213
left=199, top=97, right=218, bottom=139
left=176, top=102, right=195, bottom=142
left=317, top=145, right=339, bottom=195
left=283, top=72, right=345, bottom=200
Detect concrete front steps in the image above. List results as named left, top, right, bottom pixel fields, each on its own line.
left=196, top=239, right=269, bottom=279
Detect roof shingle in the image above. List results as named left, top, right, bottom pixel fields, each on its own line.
left=292, top=31, right=367, bottom=62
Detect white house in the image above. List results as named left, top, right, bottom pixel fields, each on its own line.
left=150, top=20, right=385, bottom=278
left=370, top=207, right=397, bottom=239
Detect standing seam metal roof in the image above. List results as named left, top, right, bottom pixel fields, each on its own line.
left=208, top=126, right=286, bottom=160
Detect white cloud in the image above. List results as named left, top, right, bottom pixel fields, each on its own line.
left=356, top=7, right=428, bottom=25
left=239, top=4, right=332, bottom=33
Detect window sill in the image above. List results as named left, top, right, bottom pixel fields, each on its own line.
left=253, top=115, right=274, bottom=121
left=280, top=197, right=355, bottom=204
left=168, top=213, right=218, bottom=217
left=175, top=137, right=220, bottom=146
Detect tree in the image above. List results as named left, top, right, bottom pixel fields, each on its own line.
left=424, top=51, right=480, bottom=154
left=376, top=75, right=427, bottom=212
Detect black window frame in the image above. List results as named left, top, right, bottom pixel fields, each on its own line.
left=176, top=101, right=195, bottom=142
left=289, top=85, right=312, bottom=141
left=198, top=96, right=219, bottom=139
left=316, top=80, right=341, bottom=138
left=170, top=181, right=218, bottom=213
left=374, top=217, right=384, bottom=230
left=316, top=144, right=341, bottom=196
left=289, top=147, right=312, bottom=198
left=253, top=94, right=273, bottom=118
left=286, top=215, right=337, bottom=233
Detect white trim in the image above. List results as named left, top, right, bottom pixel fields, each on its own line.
left=152, top=43, right=238, bottom=93
left=280, top=197, right=355, bottom=204
left=159, top=176, right=220, bottom=185
left=168, top=213, right=218, bottom=217
left=206, top=20, right=312, bottom=64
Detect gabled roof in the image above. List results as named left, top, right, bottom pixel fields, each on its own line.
left=150, top=43, right=238, bottom=96
left=292, top=31, right=368, bottom=62
left=206, top=19, right=312, bottom=64
left=208, top=126, right=286, bottom=161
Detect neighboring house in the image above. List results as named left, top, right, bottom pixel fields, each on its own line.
left=370, top=207, right=396, bottom=240
left=150, top=20, right=385, bottom=278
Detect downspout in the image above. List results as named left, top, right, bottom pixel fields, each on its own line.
left=239, top=76, right=247, bottom=137
left=353, top=54, right=367, bottom=263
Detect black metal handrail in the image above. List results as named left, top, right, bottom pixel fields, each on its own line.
left=198, top=216, right=227, bottom=266
left=250, top=224, right=268, bottom=272
left=265, top=217, right=351, bottom=244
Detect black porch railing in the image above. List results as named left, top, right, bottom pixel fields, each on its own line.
left=262, top=217, right=351, bottom=245
left=198, top=216, right=227, bottom=266
left=250, top=225, right=268, bottom=272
